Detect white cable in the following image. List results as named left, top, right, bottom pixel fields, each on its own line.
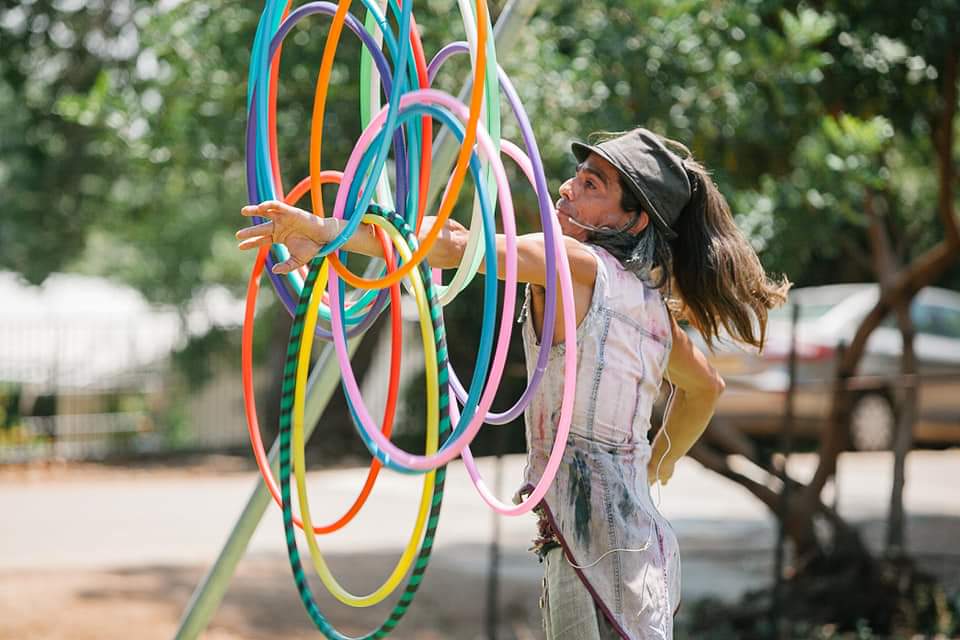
left=562, top=209, right=639, bottom=234
left=567, top=540, right=653, bottom=569
left=652, top=368, right=677, bottom=508
left=562, top=213, right=609, bottom=233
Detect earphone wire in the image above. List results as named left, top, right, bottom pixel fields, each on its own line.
left=563, top=213, right=608, bottom=233
left=562, top=209, right=640, bottom=235
left=653, top=368, right=677, bottom=508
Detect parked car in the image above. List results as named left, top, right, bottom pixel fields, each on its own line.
left=691, top=284, right=960, bottom=450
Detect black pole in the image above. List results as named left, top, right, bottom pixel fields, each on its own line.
left=771, top=302, right=800, bottom=638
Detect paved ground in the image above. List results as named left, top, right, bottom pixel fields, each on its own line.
left=1, top=450, right=958, bottom=639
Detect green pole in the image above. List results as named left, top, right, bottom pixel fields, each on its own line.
left=174, top=2, right=541, bottom=637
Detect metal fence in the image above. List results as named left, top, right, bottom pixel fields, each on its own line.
left=0, top=317, right=258, bottom=464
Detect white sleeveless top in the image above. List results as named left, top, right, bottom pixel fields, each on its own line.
left=518, top=245, right=682, bottom=639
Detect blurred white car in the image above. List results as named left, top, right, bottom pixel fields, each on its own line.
left=694, top=284, right=960, bottom=450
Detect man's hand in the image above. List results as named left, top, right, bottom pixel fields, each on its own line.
left=647, top=454, right=675, bottom=486
left=236, top=200, right=326, bottom=274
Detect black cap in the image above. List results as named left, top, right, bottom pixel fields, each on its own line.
left=571, top=128, right=690, bottom=240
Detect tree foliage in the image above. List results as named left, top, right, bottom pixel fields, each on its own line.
left=3, top=0, right=956, bottom=298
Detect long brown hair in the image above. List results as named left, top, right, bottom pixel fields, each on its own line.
left=584, top=130, right=789, bottom=348
left=669, top=154, right=790, bottom=348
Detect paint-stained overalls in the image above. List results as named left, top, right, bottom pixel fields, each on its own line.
left=517, top=245, right=681, bottom=639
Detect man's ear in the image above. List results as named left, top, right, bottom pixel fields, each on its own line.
left=628, top=211, right=650, bottom=236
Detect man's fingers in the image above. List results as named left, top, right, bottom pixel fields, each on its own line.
left=241, top=200, right=289, bottom=219
left=271, top=256, right=302, bottom=275
left=241, top=204, right=270, bottom=219
left=237, top=235, right=272, bottom=251
left=236, top=220, right=274, bottom=241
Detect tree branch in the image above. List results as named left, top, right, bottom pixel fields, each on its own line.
left=689, top=443, right=780, bottom=511
left=864, top=189, right=898, bottom=285
left=803, top=239, right=956, bottom=500
left=935, top=47, right=958, bottom=248
left=835, top=232, right=874, bottom=275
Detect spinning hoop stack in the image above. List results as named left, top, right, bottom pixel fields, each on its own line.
left=240, top=1, right=577, bottom=636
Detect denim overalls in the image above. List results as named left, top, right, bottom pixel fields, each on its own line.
left=518, top=245, right=681, bottom=639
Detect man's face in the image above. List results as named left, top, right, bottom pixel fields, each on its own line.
left=555, top=152, right=647, bottom=241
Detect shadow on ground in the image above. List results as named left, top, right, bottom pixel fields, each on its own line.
left=4, top=517, right=959, bottom=639
left=2, top=544, right=544, bottom=640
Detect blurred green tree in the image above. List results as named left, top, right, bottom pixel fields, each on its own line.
left=0, top=0, right=144, bottom=283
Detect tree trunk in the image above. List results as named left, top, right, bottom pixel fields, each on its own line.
left=886, top=301, right=917, bottom=554
left=802, top=44, right=958, bottom=506
left=856, top=185, right=923, bottom=558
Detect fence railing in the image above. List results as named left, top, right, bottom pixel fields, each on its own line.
left=0, top=318, right=261, bottom=464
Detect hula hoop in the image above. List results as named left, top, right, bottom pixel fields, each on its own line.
left=428, top=0, right=501, bottom=305
left=280, top=208, right=451, bottom=638
left=330, top=91, right=576, bottom=515
left=427, top=42, right=560, bottom=424
left=328, top=97, right=514, bottom=472
left=318, top=1, right=491, bottom=289
left=247, top=1, right=427, bottom=318
left=291, top=212, right=437, bottom=606
left=242, top=172, right=403, bottom=534
left=240, top=2, right=584, bottom=634
left=330, top=102, right=499, bottom=474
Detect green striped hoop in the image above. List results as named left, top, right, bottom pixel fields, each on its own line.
left=279, top=204, right=450, bottom=639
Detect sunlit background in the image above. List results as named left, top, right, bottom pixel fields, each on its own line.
left=1, top=1, right=959, bottom=639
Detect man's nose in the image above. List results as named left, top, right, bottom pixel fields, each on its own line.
left=559, top=178, right=576, bottom=200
